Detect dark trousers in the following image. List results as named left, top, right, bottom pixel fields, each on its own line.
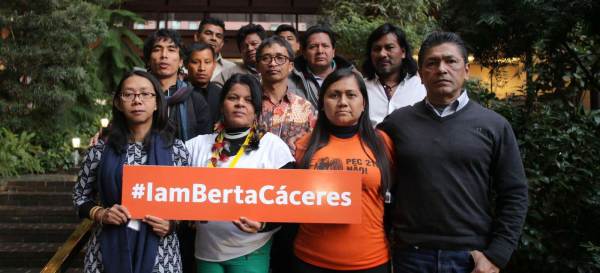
left=393, top=246, right=474, bottom=273
left=270, top=223, right=298, bottom=273
left=177, top=221, right=196, bottom=273
left=292, top=255, right=390, bottom=273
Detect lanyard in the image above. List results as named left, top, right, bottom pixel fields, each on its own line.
left=207, top=130, right=254, bottom=168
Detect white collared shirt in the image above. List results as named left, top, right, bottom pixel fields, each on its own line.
left=211, top=54, right=237, bottom=81
left=365, top=74, right=426, bottom=126
left=425, top=90, right=470, bottom=117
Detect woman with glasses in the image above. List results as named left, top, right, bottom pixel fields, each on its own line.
left=73, top=70, right=187, bottom=273
left=293, top=68, right=394, bottom=273
left=185, top=73, right=295, bottom=273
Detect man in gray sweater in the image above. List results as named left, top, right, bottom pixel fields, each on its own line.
left=379, top=32, right=528, bottom=273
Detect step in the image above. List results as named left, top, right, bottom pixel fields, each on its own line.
left=3, top=181, right=76, bottom=193
left=1, top=174, right=76, bottom=192
left=0, top=206, right=78, bottom=223
left=0, top=268, right=82, bottom=273
left=0, top=242, right=60, bottom=267
left=0, top=192, right=73, bottom=206
left=0, top=268, right=41, bottom=273
left=0, top=223, right=79, bottom=243
left=0, top=242, right=84, bottom=268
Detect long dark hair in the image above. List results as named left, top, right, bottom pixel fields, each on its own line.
left=362, top=23, right=417, bottom=81
left=299, top=68, right=393, bottom=197
left=107, top=70, right=174, bottom=153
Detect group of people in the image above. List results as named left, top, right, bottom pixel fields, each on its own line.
left=72, top=17, right=529, bottom=273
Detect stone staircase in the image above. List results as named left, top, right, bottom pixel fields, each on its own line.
left=0, top=174, right=84, bottom=273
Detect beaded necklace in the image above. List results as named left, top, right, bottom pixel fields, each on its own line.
left=208, top=122, right=260, bottom=167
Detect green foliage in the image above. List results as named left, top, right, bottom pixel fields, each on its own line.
left=0, top=0, right=107, bottom=169
left=513, top=106, right=600, bottom=273
left=470, top=85, right=600, bottom=273
left=0, top=0, right=136, bottom=174
left=95, top=8, right=145, bottom=94
left=38, top=132, right=79, bottom=173
left=319, top=0, right=440, bottom=65
left=440, top=2, right=600, bottom=269
left=0, top=1, right=106, bottom=133
left=0, top=128, right=43, bottom=178
left=439, top=0, right=600, bottom=109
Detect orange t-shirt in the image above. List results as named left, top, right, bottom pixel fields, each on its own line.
left=293, top=130, right=394, bottom=270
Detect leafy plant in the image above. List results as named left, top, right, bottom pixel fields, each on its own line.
left=0, top=128, right=43, bottom=178
left=0, top=0, right=130, bottom=174
left=439, top=1, right=600, bottom=269
left=470, top=84, right=600, bottom=273
left=318, top=0, right=441, bottom=65
left=95, top=8, right=145, bottom=94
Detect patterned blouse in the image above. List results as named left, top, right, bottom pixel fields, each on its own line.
left=260, top=90, right=316, bottom=155
left=72, top=139, right=189, bottom=273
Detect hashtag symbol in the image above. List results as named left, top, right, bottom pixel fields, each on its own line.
left=131, top=183, right=145, bottom=199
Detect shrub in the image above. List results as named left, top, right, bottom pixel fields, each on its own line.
left=470, top=84, right=600, bottom=273
left=0, top=128, right=43, bottom=178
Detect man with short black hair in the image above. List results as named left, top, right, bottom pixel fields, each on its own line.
left=363, top=23, right=426, bottom=126
left=186, top=42, right=222, bottom=128
left=257, top=36, right=315, bottom=154
left=289, top=25, right=355, bottom=108
left=215, top=23, right=266, bottom=86
left=194, top=17, right=236, bottom=80
left=379, top=31, right=528, bottom=273
left=275, top=24, right=300, bottom=55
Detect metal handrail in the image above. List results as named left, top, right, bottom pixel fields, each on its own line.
left=40, top=219, right=94, bottom=273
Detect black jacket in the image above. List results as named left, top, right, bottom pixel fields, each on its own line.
left=167, top=82, right=212, bottom=141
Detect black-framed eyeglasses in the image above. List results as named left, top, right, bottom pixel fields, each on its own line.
left=120, top=92, right=156, bottom=101
left=258, top=55, right=289, bottom=65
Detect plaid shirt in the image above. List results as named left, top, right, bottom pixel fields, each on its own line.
left=261, top=90, right=316, bottom=155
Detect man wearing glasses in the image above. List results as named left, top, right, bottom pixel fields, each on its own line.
left=255, top=36, right=316, bottom=273
left=257, top=36, right=316, bottom=154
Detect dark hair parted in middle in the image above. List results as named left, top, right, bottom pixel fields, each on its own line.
left=298, top=68, right=393, bottom=197
left=418, top=31, right=468, bottom=69
left=363, top=23, right=417, bottom=80
left=300, top=25, right=336, bottom=50
left=256, top=36, right=295, bottom=62
left=236, top=24, right=267, bottom=51
left=219, top=73, right=263, bottom=117
left=108, top=70, right=174, bottom=153
left=142, top=29, right=185, bottom=64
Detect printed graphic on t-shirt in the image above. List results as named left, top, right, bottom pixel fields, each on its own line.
left=313, top=157, right=375, bottom=175
left=313, top=157, right=343, bottom=170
